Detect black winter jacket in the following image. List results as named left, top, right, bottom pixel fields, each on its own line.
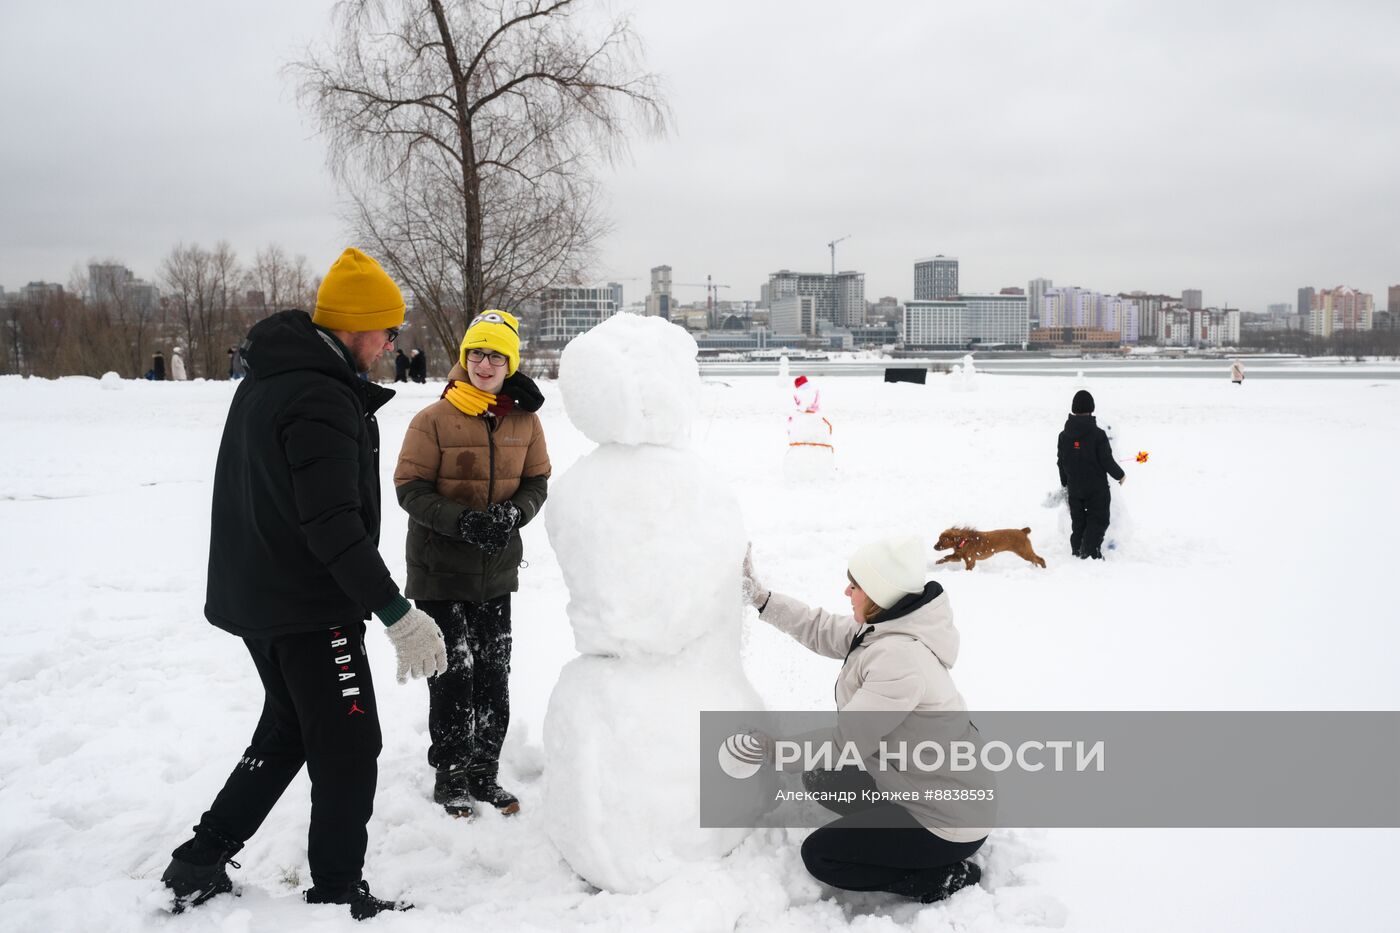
left=205, top=310, right=401, bottom=637
left=1056, top=414, right=1125, bottom=493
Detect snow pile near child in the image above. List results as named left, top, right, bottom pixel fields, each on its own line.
left=544, top=314, right=764, bottom=893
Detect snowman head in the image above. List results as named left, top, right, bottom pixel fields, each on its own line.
left=558, top=313, right=700, bottom=448
left=792, top=375, right=820, bottom=413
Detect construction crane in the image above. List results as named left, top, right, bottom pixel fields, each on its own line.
left=827, top=235, right=851, bottom=275
left=674, top=274, right=732, bottom=327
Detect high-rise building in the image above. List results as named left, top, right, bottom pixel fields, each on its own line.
left=645, top=265, right=672, bottom=319
left=1027, top=278, right=1053, bottom=327
left=767, top=269, right=865, bottom=327
left=538, top=286, right=619, bottom=344
left=1297, top=287, right=1316, bottom=320
left=903, top=294, right=1028, bottom=348
left=1311, top=286, right=1373, bottom=336
left=1042, top=287, right=1140, bottom=343
left=88, top=263, right=134, bottom=304
left=1388, top=285, right=1400, bottom=314
left=913, top=256, right=959, bottom=300
left=1267, top=303, right=1292, bottom=318
left=770, top=294, right=817, bottom=336
left=1122, top=293, right=1175, bottom=340
left=1182, top=289, right=1203, bottom=311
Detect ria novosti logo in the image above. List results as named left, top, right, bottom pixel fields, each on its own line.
left=717, top=732, right=767, bottom=779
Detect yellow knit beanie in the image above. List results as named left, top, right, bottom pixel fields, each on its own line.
left=459, top=310, right=520, bottom=376
left=312, top=248, right=406, bottom=332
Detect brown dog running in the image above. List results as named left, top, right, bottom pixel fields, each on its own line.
left=934, top=526, right=1046, bottom=570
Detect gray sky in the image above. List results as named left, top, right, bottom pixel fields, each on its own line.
left=3, top=0, right=1397, bottom=312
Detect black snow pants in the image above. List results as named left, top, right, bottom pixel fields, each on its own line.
left=1068, top=485, right=1112, bottom=557
left=799, top=766, right=985, bottom=892
left=196, top=623, right=382, bottom=888
left=417, top=596, right=512, bottom=774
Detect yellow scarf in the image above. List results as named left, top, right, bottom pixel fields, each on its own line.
left=443, top=380, right=497, bottom=416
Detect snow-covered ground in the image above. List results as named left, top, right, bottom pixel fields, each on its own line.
left=1, top=369, right=1397, bottom=932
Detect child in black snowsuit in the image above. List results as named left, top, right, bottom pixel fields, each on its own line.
left=1056, top=390, right=1125, bottom=560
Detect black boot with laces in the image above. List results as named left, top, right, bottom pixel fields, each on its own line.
left=468, top=765, right=520, bottom=815
left=161, top=825, right=243, bottom=913
left=304, top=880, right=413, bottom=921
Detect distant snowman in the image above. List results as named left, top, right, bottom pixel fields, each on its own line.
left=543, top=313, right=764, bottom=893
left=784, top=374, right=834, bottom=479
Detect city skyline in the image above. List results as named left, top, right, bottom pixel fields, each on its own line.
left=2, top=1, right=1397, bottom=312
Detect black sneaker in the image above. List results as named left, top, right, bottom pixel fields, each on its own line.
left=304, top=880, right=412, bottom=921
left=161, top=827, right=243, bottom=914
left=885, top=860, right=981, bottom=904
left=467, top=767, right=520, bottom=815
left=433, top=768, right=475, bottom=818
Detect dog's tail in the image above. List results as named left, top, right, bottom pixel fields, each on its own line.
left=1022, top=527, right=1031, bottom=534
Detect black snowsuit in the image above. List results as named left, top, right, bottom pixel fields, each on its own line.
left=152, top=352, right=165, bottom=381
left=1056, top=414, right=1125, bottom=558
left=393, top=350, right=409, bottom=383
left=408, top=351, right=427, bottom=384
left=193, top=309, right=403, bottom=889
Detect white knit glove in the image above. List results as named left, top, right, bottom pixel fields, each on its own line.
left=741, top=544, right=770, bottom=609
left=384, top=608, right=449, bottom=684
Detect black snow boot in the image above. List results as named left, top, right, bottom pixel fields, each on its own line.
left=304, top=880, right=412, bottom=921
left=161, top=826, right=243, bottom=913
left=468, top=765, right=520, bottom=815
left=433, top=768, right=475, bottom=818
left=885, top=860, right=981, bottom=904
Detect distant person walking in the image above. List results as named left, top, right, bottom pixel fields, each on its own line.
left=158, top=247, right=447, bottom=921
left=227, top=346, right=246, bottom=381
left=1056, top=390, right=1125, bottom=560
left=170, top=347, right=188, bottom=381
left=1230, top=360, right=1245, bottom=385
left=394, top=348, right=410, bottom=383
left=152, top=350, right=166, bottom=381
left=409, top=348, right=427, bottom=384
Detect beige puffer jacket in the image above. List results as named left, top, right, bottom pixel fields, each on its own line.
left=393, top=364, right=551, bottom=602
left=760, top=583, right=993, bottom=842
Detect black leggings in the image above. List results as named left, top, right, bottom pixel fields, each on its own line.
left=197, top=623, right=382, bottom=888
left=799, top=768, right=985, bottom=893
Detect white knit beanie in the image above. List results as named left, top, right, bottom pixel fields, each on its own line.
left=847, top=535, right=927, bottom=609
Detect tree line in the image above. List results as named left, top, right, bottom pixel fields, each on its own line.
left=1, top=243, right=332, bottom=380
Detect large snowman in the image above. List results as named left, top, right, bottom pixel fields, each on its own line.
left=543, top=313, right=763, bottom=893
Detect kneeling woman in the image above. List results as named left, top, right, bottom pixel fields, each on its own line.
left=743, top=535, right=989, bottom=903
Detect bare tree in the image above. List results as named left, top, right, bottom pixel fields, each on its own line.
left=294, top=0, right=665, bottom=358
left=161, top=243, right=214, bottom=377
left=254, top=244, right=290, bottom=311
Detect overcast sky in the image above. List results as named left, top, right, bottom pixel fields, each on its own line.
left=3, top=0, right=1397, bottom=311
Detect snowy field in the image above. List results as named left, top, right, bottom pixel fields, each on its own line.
left=2, top=368, right=1398, bottom=932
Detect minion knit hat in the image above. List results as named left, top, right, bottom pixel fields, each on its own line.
left=312, top=248, right=405, bottom=332
left=847, top=535, right=928, bottom=610
left=459, top=310, right=520, bottom=376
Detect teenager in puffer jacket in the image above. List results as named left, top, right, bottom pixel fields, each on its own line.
left=395, top=311, right=550, bottom=820
left=742, top=536, right=989, bottom=904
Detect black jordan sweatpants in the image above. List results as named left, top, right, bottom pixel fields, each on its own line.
left=195, top=622, right=382, bottom=889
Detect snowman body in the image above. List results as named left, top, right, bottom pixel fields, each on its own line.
left=543, top=314, right=762, bottom=893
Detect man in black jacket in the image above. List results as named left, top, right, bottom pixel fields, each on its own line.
left=1056, top=390, right=1125, bottom=560
left=160, top=248, right=448, bottom=921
